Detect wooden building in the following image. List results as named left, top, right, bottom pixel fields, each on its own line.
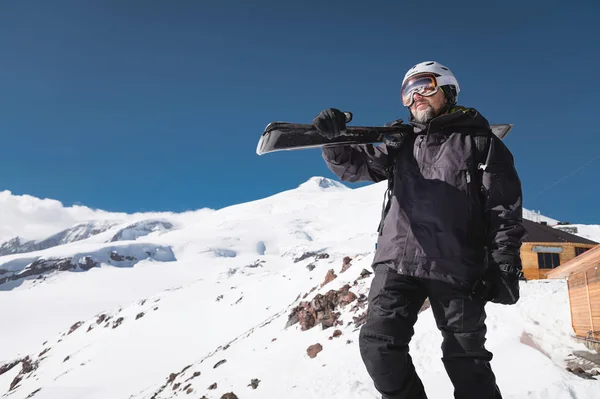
left=520, top=219, right=597, bottom=280
left=547, top=244, right=600, bottom=349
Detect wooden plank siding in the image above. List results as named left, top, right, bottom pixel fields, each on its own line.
left=587, top=267, right=600, bottom=341
left=520, top=242, right=597, bottom=280
left=547, top=244, right=600, bottom=344
left=565, top=267, right=600, bottom=340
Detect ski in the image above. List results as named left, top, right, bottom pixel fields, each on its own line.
left=256, top=122, right=513, bottom=155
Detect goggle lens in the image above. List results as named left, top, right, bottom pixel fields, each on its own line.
left=401, top=74, right=439, bottom=107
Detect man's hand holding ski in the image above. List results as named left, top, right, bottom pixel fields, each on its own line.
left=311, top=108, right=353, bottom=139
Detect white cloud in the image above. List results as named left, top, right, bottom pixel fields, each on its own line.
left=0, top=190, right=129, bottom=242
left=0, top=190, right=216, bottom=243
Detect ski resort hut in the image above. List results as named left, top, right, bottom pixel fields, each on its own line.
left=547, top=244, right=600, bottom=350
left=520, top=220, right=597, bottom=280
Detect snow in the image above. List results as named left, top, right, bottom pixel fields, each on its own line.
left=0, top=178, right=598, bottom=399
left=553, top=224, right=600, bottom=243
left=523, top=208, right=560, bottom=225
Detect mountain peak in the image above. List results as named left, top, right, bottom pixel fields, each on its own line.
left=297, top=176, right=348, bottom=191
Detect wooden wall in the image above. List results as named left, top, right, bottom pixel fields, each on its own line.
left=567, top=267, right=600, bottom=340
left=520, top=243, right=597, bottom=280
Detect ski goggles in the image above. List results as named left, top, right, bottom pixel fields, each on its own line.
left=401, top=73, right=453, bottom=107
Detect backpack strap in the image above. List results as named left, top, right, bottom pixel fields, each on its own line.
left=376, top=119, right=410, bottom=235
left=470, top=130, right=492, bottom=266
left=473, top=131, right=491, bottom=177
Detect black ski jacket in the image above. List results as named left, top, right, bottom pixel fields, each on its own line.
left=322, top=107, right=525, bottom=288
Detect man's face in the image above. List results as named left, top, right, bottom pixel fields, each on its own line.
left=409, top=90, right=447, bottom=123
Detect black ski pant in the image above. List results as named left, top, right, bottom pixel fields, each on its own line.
left=359, top=263, right=501, bottom=399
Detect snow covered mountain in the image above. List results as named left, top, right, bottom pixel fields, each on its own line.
left=0, top=178, right=598, bottom=399
left=0, top=221, right=121, bottom=256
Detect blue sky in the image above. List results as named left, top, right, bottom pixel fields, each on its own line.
left=1, top=0, right=599, bottom=223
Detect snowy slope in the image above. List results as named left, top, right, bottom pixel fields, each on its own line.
left=1, top=178, right=599, bottom=399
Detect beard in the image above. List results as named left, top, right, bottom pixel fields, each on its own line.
left=412, top=103, right=437, bottom=123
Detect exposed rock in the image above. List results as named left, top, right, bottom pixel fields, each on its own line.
left=332, top=329, right=342, bottom=338
left=294, top=251, right=319, bottom=263
left=96, top=314, right=107, bottom=324
left=0, top=359, right=20, bottom=377
left=315, top=253, right=330, bottom=260
left=79, top=256, right=99, bottom=270
left=307, top=343, right=323, bottom=358
left=63, top=356, right=70, bottom=362
left=9, top=356, right=39, bottom=391
left=136, top=312, right=145, bottom=320
left=208, top=382, right=217, bottom=389
left=68, top=321, right=84, bottom=335
left=339, top=291, right=357, bottom=306
left=287, top=284, right=358, bottom=330
left=350, top=294, right=368, bottom=312
left=340, top=256, right=352, bottom=273
left=173, top=383, right=181, bottom=390
left=248, top=378, right=260, bottom=389
left=112, top=317, right=124, bottom=329
left=25, top=388, right=42, bottom=398
left=306, top=263, right=316, bottom=271
left=321, top=269, right=337, bottom=287
left=38, top=348, right=50, bottom=357
left=566, top=366, right=597, bottom=380
left=0, top=258, right=76, bottom=286
left=185, top=371, right=201, bottom=382
left=358, top=268, right=372, bottom=279
left=246, top=259, right=265, bottom=268
left=353, top=311, right=367, bottom=328
left=109, top=251, right=136, bottom=262
left=185, top=387, right=193, bottom=394
left=213, top=359, right=227, bottom=369
left=221, top=393, right=238, bottom=399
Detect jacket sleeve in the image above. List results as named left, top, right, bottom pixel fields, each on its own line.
left=321, top=143, right=392, bottom=183
left=482, top=136, right=526, bottom=263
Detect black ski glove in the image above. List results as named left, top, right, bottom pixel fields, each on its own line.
left=382, top=119, right=413, bottom=149
left=312, top=108, right=352, bottom=139
left=475, top=252, right=524, bottom=305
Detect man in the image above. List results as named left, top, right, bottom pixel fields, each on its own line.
left=312, top=61, right=525, bottom=399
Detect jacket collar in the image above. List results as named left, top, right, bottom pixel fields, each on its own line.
left=409, top=106, right=490, bottom=134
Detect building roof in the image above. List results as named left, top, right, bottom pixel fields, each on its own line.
left=547, top=244, right=600, bottom=278
left=523, top=219, right=598, bottom=245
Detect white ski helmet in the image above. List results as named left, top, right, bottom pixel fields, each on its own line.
left=402, top=61, right=460, bottom=107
